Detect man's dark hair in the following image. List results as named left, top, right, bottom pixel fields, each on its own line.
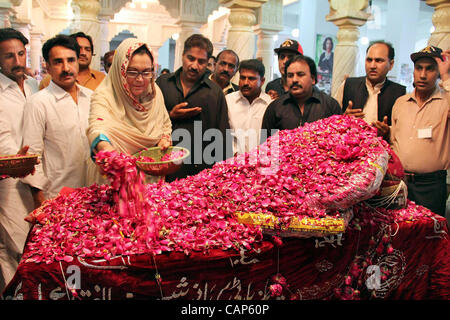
left=217, top=49, right=240, bottom=68
left=284, top=55, right=317, bottom=82
left=103, top=50, right=115, bottom=61
left=70, top=31, right=94, bottom=52
left=42, top=35, right=80, bottom=62
left=0, top=28, right=28, bottom=46
left=322, top=37, right=334, bottom=51
left=239, top=59, right=265, bottom=78
left=367, top=40, right=395, bottom=61
left=183, top=34, right=213, bottom=59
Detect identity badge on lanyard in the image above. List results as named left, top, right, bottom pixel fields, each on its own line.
left=417, top=126, right=432, bottom=139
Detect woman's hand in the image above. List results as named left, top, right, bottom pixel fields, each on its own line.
left=96, top=141, right=116, bottom=153
left=157, top=136, right=172, bottom=151
left=95, top=141, right=116, bottom=176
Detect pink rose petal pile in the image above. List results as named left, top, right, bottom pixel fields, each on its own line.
left=185, top=114, right=389, bottom=221
left=23, top=151, right=263, bottom=263
left=137, top=150, right=186, bottom=163
left=23, top=115, right=394, bottom=263
left=161, top=150, right=186, bottom=162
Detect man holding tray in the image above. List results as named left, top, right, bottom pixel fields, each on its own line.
left=0, top=28, right=38, bottom=292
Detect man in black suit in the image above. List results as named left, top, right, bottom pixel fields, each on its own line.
left=334, top=41, right=406, bottom=138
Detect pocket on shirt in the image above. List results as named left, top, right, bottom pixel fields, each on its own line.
left=45, top=115, right=78, bottom=153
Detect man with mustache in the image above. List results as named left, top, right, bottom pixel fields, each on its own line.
left=334, top=41, right=405, bottom=139
left=210, top=49, right=239, bottom=95
left=226, top=59, right=271, bottom=155
left=390, top=46, right=449, bottom=217
left=261, top=55, right=341, bottom=139
left=156, top=34, right=232, bottom=181
left=21, top=35, right=92, bottom=209
left=39, top=32, right=105, bottom=91
left=0, top=28, right=38, bottom=292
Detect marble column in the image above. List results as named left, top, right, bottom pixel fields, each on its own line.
left=98, top=16, right=111, bottom=60
left=160, top=0, right=220, bottom=71
left=71, top=0, right=102, bottom=70
left=0, top=1, right=15, bottom=27
left=386, top=0, right=420, bottom=84
left=220, top=0, right=267, bottom=61
left=11, top=18, right=30, bottom=39
left=254, top=0, right=283, bottom=87
left=326, top=0, right=370, bottom=97
left=254, top=29, right=279, bottom=84
left=149, top=45, right=161, bottom=71
left=298, top=0, right=318, bottom=58
left=29, top=30, right=43, bottom=77
left=426, top=0, right=450, bottom=50
left=173, top=21, right=203, bottom=70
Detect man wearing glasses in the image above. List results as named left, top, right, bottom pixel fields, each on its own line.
left=39, top=32, right=105, bottom=91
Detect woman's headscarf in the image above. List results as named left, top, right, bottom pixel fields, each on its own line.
left=87, top=38, right=172, bottom=156
left=85, top=38, right=172, bottom=185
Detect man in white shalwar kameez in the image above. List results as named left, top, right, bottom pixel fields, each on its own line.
left=226, top=59, right=272, bottom=155
left=0, top=28, right=38, bottom=292
left=22, top=35, right=92, bottom=206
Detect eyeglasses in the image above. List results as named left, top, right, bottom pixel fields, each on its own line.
left=126, top=70, right=155, bottom=79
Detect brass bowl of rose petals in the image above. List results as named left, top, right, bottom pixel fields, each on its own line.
left=0, top=154, right=39, bottom=178
left=134, top=146, right=190, bottom=176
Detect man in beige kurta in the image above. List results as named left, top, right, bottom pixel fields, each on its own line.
left=390, top=46, right=449, bottom=216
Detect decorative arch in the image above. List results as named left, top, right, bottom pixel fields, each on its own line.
left=100, top=0, right=132, bottom=17
left=109, top=29, right=137, bottom=51
left=108, top=23, right=146, bottom=41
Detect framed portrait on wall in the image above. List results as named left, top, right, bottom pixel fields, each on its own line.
left=315, top=34, right=336, bottom=95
